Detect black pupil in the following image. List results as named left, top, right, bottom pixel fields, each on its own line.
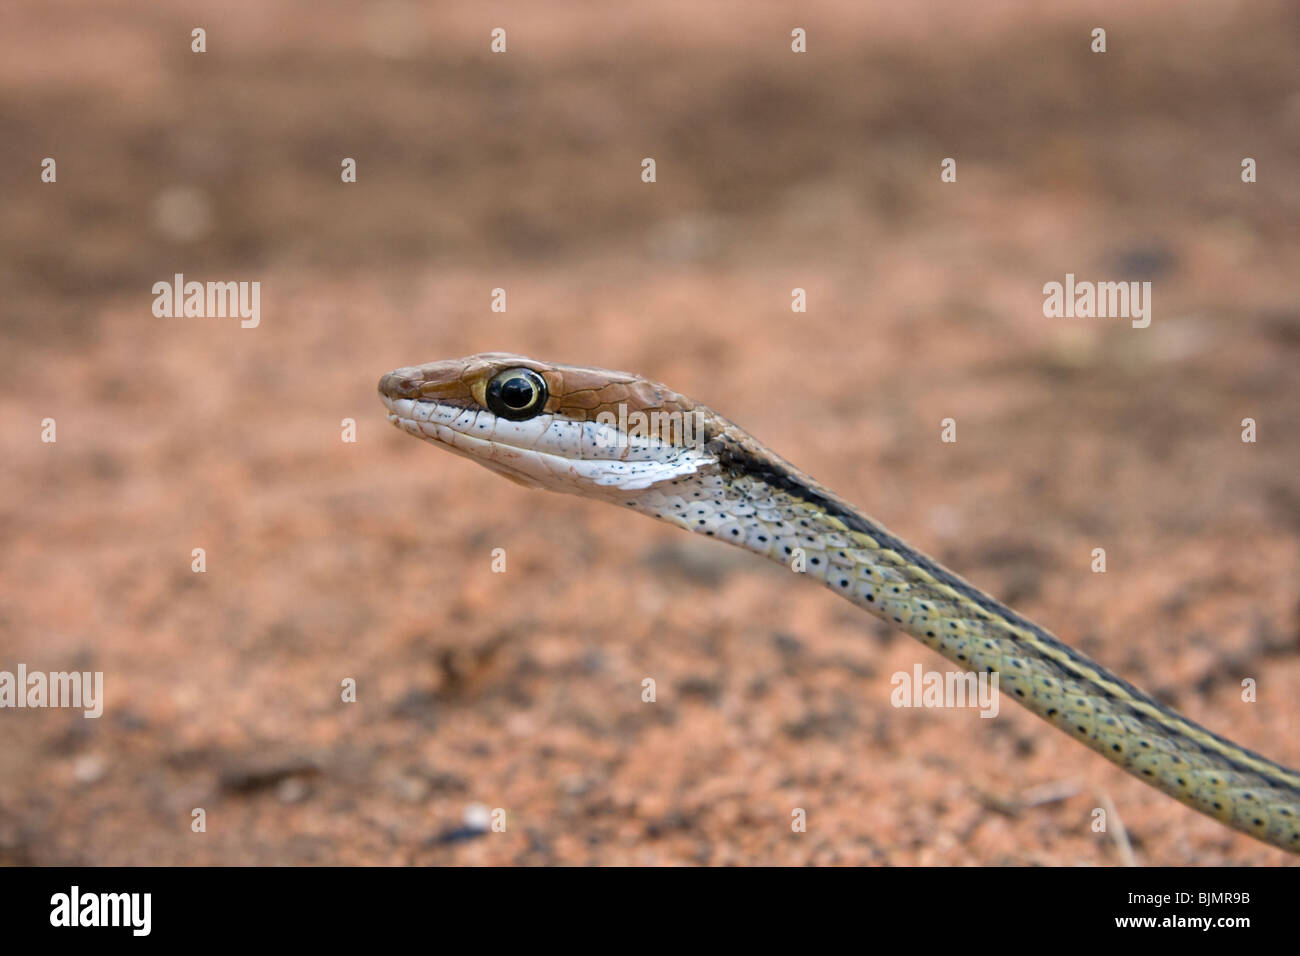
left=499, top=377, right=535, bottom=409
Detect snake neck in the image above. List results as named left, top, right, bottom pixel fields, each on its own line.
left=621, top=435, right=1300, bottom=853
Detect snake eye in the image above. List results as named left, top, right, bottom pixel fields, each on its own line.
left=485, top=367, right=549, bottom=421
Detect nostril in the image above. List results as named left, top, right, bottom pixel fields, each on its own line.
left=378, top=369, right=417, bottom=398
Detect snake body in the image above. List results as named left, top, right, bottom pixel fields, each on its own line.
left=380, top=352, right=1300, bottom=854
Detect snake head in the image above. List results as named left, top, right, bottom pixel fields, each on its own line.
left=378, top=353, right=718, bottom=494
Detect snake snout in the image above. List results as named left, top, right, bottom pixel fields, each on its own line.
left=378, top=368, right=424, bottom=399
left=379, top=358, right=477, bottom=403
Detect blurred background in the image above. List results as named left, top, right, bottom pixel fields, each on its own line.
left=2, top=0, right=1299, bottom=864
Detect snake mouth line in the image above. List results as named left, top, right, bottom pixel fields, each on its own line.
left=381, top=394, right=566, bottom=489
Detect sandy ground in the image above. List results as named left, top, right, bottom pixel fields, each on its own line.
left=1, top=0, right=1299, bottom=865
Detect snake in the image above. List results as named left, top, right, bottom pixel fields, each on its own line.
left=379, top=352, right=1300, bottom=855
